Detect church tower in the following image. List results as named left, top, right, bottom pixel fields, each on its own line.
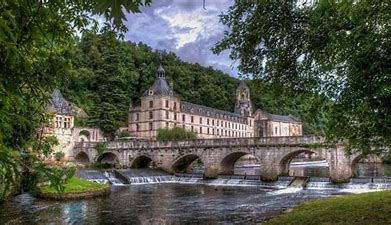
left=234, top=81, right=253, bottom=117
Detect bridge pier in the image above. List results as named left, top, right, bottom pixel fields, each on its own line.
left=328, top=146, right=353, bottom=183
left=260, top=164, right=279, bottom=181
left=204, top=166, right=220, bottom=179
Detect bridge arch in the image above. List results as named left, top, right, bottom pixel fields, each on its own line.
left=351, top=153, right=383, bottom=177
left=97, top=152, right=119, bottom=164
left=131, top=155, right=155, bottom=168
left=171, top=154, right=203, bottom=173
left=75, top=151, right=90, bottom=163
left=278, top=149, right=321, bottom=176
left=220, top=152, right=261, bottom=175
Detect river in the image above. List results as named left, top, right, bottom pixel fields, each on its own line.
left=1, top=162, right=391, bottom=224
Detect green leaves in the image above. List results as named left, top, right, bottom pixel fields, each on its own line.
left=92, top=0, right=152, bottom=32
left=0, top=0, right=150, bottom=199
left=214, top=0, right=391, bottom=153
left=157, top=127, right=197, bottom=141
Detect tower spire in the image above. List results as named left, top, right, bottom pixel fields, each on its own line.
left=157, top=64, right=165, bottom=78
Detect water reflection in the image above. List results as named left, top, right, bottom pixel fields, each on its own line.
left=0, top=185, right=336, bottom=224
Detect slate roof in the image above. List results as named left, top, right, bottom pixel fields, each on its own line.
left=237, top=81, right=249, bottom=90
left=142, top=77, right=180, bottom=97
left=46, top=89, right=74, bottom=116
left=181, top=102, right=248, bottom=123
left=268, top=114, right=300, bottom=123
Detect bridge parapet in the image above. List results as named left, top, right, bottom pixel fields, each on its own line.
left=75, top=136, right=324, bottom=151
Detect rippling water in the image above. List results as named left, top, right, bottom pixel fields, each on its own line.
left=0, top=184, right=339, bottom=225
left=1, top=162, right=391, bottom=225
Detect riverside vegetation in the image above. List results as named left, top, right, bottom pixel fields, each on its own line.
left=265, top=191, right=391, bottom=225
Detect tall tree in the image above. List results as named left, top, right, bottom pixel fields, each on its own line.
left=213, top=0, right=391, bottom=154
left=0, top=0, right=151, bottom=199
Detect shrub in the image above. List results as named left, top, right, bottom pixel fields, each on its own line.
left=118, top=130, right=131, bottom=138
left=157, top=127, right=197, bottom=141
left=54, top=151, right=65, bottom=161
left=95, top=143, right=106, bottom=156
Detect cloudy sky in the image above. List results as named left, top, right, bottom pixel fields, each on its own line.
left=123, top=0, right=238, bottom=76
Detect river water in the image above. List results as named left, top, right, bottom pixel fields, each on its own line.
left=1, top=162, right=391, bottom=225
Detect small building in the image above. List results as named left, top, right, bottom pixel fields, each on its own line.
left=128, top=65, right=303, bottom=140
left=253, top=109, right=302, bottom=137
left=44, top=89, right=104, bottom=161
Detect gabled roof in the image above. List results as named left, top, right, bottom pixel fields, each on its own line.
left=254, top=109, right=301, bottom=123
left=269, top=114, right=300, bottom=123
left=46, top=89, right=73, bottom=116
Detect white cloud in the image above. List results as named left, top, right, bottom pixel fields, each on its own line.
left=123, top=0, right=237, bottom=76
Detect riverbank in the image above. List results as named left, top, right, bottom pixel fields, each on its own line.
left=264, top=191, right=391, bottom=225
left=38, top=177, right=110, bottom=200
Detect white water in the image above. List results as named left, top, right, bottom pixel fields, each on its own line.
left=78, top=169, right=391, bottom=195
left=103, top=171, right=125, bottom=185
left=290, top=160, right=329, bottom=167
left=269, top=187, right=303, bottom=195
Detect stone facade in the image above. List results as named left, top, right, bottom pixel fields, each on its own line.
left=128, top=65, right=303, bottom=140
left=44, top=89, right=104, bottom=161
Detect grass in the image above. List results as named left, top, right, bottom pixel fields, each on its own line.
left=40, top=177, right=108, bottom=194
left=264, top=191, right=391, bottom=225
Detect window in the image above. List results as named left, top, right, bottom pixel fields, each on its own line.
left=212, top=129, right=215, bottom=135
left=136, top=113, right=139, bottom=121
left=166, top=100, right=169, bottom=108
left=149, top=122, right=153, bottom=130
left=200, top=117, right=202, bottom=124
left=191, top=116, right=194, bottom=123
left=207, top=119, right=209, bottom=125
left=174, top=113, right=177, bottom=120
left=207, top=128, right=209, bottom=134
left=63, top=118, right=68, bottom=128
left=166, top=111, right=169, bottom=119
left=191, top=126, right=194, bottom=132
left=166, top=122, right=169, bottom=128
left=149, top=100, right=153, bottom=108
left=174, top=102, right=177, bottom=110
left=58, top=117, right=63, bottom=128
left=217, top=120, right=219, bottom=126
left=275, top=127, right=278, bottom=134
left=200, top=127, right=202, bottom=134
left=182, top=114, right=185, bottom=122
left=149, top=111, right=153, bottom=119
left=212, top=120, right=214, bottom=126
left=136, top=124, right=139, bottom=132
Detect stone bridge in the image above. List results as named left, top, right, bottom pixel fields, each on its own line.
left=72, top=136, right=374, bottom=183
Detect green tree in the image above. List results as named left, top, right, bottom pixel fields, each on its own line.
left=213, top=0, right=391, bottom=154
left=0, top=0, right=150, bottom=199
left=157, top=127, right=197, bottom=141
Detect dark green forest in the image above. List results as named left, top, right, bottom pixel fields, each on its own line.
left=62, top=32, right=326, bottom=137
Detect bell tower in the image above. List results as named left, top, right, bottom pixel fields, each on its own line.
left=234, top=81, right=253, bottom=117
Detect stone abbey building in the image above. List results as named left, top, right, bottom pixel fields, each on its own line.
left=128, top=66, right=302, bottom=140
